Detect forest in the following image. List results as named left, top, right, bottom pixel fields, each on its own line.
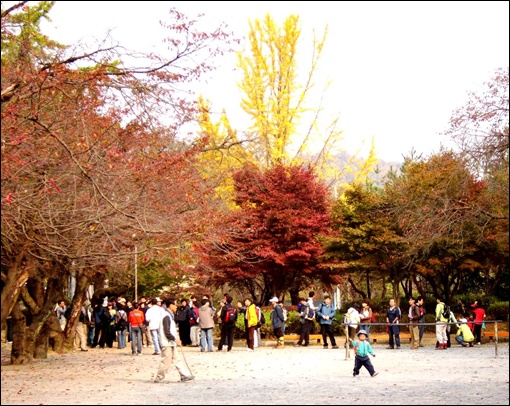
left=1, top=2, right=508, bottom=364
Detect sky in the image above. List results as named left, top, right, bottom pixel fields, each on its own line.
left=35, top=1, right=510, bottom=162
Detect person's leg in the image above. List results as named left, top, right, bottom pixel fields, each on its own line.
left=150, top=329, right=161, bottom=354
left=218, top=324, right=227, bottom=350
left=328, top=324, right=337, bottom=347
left=200, top=328, right=207, bottom=351
left=170, top=345, right=193, bottom=380
left=206, top=328, right=213, bottom=351
left=227, top=324, right=235, bottom=351
left=155, top=347, right=172, bottom=381
left=76, top=322, right=87, bottom=350
left=363, top=357, right=376, bottom=376
left=353, top=356, right=362, bottom=376
left=320, top=323, right=328, bottom=347
left=419, top=323, right=425, bottom=346
left=394, top=327, right=401, bottom=348
left=130, top=327, right=137, bottom=354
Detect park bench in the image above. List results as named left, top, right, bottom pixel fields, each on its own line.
left=284, top=333, right=323, bottom=344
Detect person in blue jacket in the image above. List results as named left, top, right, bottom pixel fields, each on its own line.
left=316, top=295, right=339, bottom=349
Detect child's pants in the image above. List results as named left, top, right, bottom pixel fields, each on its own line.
left=353, top=354, right=376, bottom=376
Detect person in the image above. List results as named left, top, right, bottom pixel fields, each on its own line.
left=128, top=301, right=145, bottom=355
left=139, top=297, right=153, bottom=348
left=307, top=291, right=316, bottom=311
left=278, top=301, right=288, bottom=335
left=269, top=296, right=285, bottom=348
left=408, top=296, right=421, bottom=350
left=115, top=303, right=128, bottom=349
left=346, top=303, right=361, bottom=341
left=244, top=298, right=258, bottom=352
left=189, top=297, right=200, bottom=347
left=91, top=300, right=109, bottom=348
left=55, top=300, right=67, bottom=331
left=254, top=304, right=264, bottom=348
left=175, top=299, right=192, bottom=346
left=154, top=298, right=194, bottom=383
left=359, top=299, right=373, bottom=342
left=416, top=296, right=426, bottom=347
left=145, top=298, right=164, bottom=355
left=316, top=295, right=338, bottom=349
left=105, top=302, right=116, bottom=348
left=470, top=299, right=486, bottom=345
left=295, top=297, right=315, bottom=347
left=74, top=303, right=89, bottom=352
left=198, top=298, right=215, bottom=352
left=349, top=329, right=378, bottom=378
left=386, top=298, right=401, bottom=349
left=218, top=294, right=237, bottom=351
left=455, top=313, right=475, bottom=347
left=434, top=297, right=449, bottom=350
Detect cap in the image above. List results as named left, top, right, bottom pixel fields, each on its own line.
left=269, top=297, right=279, bottom=303
left=357, top=329, right=368, bottom=337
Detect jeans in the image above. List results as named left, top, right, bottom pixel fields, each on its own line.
left=130, top=327, right=142, bottom=354
left=117, top=328, right=127, bottom=349
left=150, top=329, right=162, bottom=354
left=200, top=328, right=213, bottom=351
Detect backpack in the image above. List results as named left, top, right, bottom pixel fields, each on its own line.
left=223, top=305, right=237, bottom=323
left=305, top=305, right=315, bottom=321
left=175, top=307, right=188, bottom=322
left=370, top=311, right=376, bottom=323
left=116, top=310, right=128, bottom=330
left=282, top=306, right=288, bottom=323
left=189, top=307, right=199, bottom=326
left=64, top=306, right=72, bottom=320
left=442, top=304, right=451, bottom=320
left=315, top=304, right=323, bottom=323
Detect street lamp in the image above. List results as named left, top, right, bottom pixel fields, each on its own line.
left=133, top=234, right=138, bottom=302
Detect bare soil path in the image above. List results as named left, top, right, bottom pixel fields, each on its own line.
left=1, top=340, right=508, bottom=405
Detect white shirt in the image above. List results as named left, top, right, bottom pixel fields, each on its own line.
left=145, top=305, right=165, bottom=330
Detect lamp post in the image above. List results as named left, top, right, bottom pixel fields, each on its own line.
left=133, top=234, right=138, bottom=302
left=134, top=244, right=138, bottom=302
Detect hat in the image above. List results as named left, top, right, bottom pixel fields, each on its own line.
left=119, top=298, right=126, bottom=303
left=269, top=297, right=279, bottom=303
left=357, top=329, right=368, bottom=337
left=155, top=297, right=162, bottom=302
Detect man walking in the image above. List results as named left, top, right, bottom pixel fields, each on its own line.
left=154, top=298, right=194, bottom=383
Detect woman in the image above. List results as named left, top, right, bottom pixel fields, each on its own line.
left=244, top=298, right=258, bottom=352
left=470, top=299, right=486, bottom=345
left=359, top=299, right=373, bottom=341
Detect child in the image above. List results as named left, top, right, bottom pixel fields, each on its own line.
left=350, top=329, right=378, bottom=377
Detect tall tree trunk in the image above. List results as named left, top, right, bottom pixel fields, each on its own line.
left=10, top=303, right=30, bottom=365
left=1, top=258, right=28, bottom=326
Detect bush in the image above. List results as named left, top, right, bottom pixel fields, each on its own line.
left=487, top=301, right=509, bottom=322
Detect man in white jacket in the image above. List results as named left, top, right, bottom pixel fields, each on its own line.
left=145, top=298, right=164, bottom=355
left=154, top=298, right=194, bottom=383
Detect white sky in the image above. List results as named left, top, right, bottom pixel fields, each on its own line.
left=37, top=1, right=509, bottom=162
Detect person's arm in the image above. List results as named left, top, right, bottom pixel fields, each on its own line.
left=162, top=316, right=175, bottom=341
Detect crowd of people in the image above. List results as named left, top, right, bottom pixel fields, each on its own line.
left=53, top=293, right=487, bottom=366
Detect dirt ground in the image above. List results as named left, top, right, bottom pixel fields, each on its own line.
left=1, top=336, right=509, bottom=405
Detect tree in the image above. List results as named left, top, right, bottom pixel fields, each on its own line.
left=322, top=182, right=409, bottom=305
left=197, top=164, right=336, bottom=305
left=1, top=2, right=235, bottom=363
left=384, top=152, right=504, bottom=302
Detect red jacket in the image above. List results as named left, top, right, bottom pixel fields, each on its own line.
left=128, top=308, right=145, bottom=327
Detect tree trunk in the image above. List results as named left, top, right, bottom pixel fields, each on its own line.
left=10, top=303, right=30, bottom=365
left=1, top=264, right=28, bottom=327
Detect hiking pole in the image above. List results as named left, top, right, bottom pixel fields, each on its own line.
left=176, top=340, right=196, bottom=384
